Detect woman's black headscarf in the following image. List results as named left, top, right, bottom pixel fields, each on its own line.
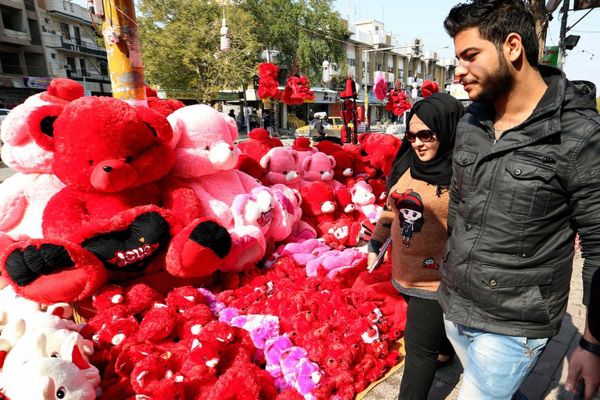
left=387, top=92, right=465, bottom=192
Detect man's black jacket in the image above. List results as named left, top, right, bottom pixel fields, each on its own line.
left=439, top=66, right=600, bottom=338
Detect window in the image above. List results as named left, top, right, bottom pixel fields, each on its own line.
left=1, top=8, right=25, bottom=31
left=99, top=61, right=109, bottom=77
left=347, top=58, right=355, bottom=67
left=28, top=20, right=42, bottom=45
left=24, top=0, right=35, bottom=11
left=25, top=53, right=47, bottom=76
left=376, top=63, right=382, bottom=71
left=60, top=22, right=71, bottom=40
left=51, top=53, right=56, bottom=59
left=0, top=52, right=23, bottom=74
left=73, top=26, right=81, bottom=45
left=79, top=58, right=86, bottom=76
left=66, top=56, right=76, bottom=71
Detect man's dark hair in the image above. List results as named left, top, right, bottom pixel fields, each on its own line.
left=444, top=0, right=539, bottom=67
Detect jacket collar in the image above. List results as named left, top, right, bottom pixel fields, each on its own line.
left=467, top=66, right=565, bottom=155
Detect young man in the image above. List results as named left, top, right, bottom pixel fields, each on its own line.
left=440, top=1, right=600, bottom=399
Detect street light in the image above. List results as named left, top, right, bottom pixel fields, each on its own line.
left=361, top=44, right=423, bottom=127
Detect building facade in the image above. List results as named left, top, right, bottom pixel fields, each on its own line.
left=0, top=0, right=110, bottom=108
left=39, top=0, right=111, bottom=95
left=0, top=0, right=48, bottom=107
left=345, top=20, right=457, bottom=125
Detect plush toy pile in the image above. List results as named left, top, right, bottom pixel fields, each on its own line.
left=282, top=75, right=314, bottom=106
left=257, top=63, right=282, bottom=101
left=0, top=79, right=407, bottom=399
left=385, top=86, right=412, bottom=117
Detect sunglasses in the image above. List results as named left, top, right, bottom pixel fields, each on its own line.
left=405, top=129, right=436, bottom=143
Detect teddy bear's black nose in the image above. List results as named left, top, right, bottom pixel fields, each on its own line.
left=103, top=166, right=113, bottom=173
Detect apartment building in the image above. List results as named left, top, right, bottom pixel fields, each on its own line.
left=39, top=0, right=110, bottom=95
left=345, top=20, right=457, bottom=124
left=0, top=0, right=110, bottom=108
left=0, top=0, right=47, bottom=107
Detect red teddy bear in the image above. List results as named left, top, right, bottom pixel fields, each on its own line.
left=1, top=96, right=232, bottom=303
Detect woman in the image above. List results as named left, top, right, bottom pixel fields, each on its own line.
left=368, top=92, right=465, bottom=400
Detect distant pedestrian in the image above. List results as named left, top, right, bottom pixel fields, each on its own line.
left=228, top=109, right=235, bottom=119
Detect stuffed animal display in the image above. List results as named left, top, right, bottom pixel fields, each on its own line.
left=0, top=79, right=409, bottom=399
left=1, top=96, right=232, bottom=303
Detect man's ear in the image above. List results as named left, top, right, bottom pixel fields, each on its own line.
left=504, top=32, right=524, bottom=63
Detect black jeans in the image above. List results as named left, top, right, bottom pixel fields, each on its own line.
left=398, top=295, right=454, bottom=400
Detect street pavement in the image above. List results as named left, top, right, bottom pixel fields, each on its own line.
left=1, top=132, right=598, bottom=400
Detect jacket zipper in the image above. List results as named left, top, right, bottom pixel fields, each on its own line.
left=464, top=140, right=500, bottom=320
left=514, top=150, right=556, bottom=164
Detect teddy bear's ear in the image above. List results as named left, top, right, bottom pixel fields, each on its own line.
left=260, top=153, right=272, bottom=169
left=328, top=155, right=336, bottom=168
left=134, top=106, right=173, bottom=144
left=289, top=149, right=298, bottom=163
left=224, top=114, right=239, bottom=142
left=26, top=104, right=65, bottom=151
left=302, top=155, right=312, bottom=172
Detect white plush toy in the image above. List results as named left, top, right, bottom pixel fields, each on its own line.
left=0, top=328, right=99, bottom=399
left=350, top=180, right=383, bottom=224
left=2, top=356, right=97, bottom=400
left=0, top=79, right=83, bottom=250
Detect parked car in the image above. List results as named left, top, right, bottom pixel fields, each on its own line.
left=295, top=116, right=353, bottom=138
left=0, top=108, right=9, bottom=126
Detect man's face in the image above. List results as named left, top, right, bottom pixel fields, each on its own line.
left=453, top=28, right=515, bottom=103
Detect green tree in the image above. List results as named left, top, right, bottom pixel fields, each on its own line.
left=239, top=0, right=348, bottom=86
left=138, top=0, right=262, bottom=102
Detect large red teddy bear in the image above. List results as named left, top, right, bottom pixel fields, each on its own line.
left=0, top=96, right=232, bottom=304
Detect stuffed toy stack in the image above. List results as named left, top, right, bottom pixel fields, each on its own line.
left=0, top=80, right=407, bottom=399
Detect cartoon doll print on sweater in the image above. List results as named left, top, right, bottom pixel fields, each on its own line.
left=391, top=189, right=424, bottom=248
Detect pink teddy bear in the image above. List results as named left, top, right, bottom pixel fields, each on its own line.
left=167, top=105, right=267, bottom=271
left=260, top=147, right=301, bottom=188
left=300, top=151, right=343, bottom=191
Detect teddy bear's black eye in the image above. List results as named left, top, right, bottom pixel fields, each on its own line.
left=283, top=171, right=288, bottom=175
left=204, top=146, right=210, bottom=151
left=56, top=386, right=66, bottom=399
left=88, top=160, right=94, bottom=166
left=125, top=155, right=133, bottom=163
left=51, top=352, right=59, bottom=358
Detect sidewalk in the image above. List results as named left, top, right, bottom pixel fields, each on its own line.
left=364, top=250, right=599, bottom=400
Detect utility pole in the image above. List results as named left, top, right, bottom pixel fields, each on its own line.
left=99, top=0, right=147, bottom=105
left=558, top=0, right=570, bottom=69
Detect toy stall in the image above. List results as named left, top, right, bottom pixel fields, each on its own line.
left=0, top=1, right=415, bottom=399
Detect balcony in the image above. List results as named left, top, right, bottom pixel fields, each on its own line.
left=0, top=0, right=23, bottom=10
left=66, top=69, right=110, bottom=83
left=59, top=38, right=107, bottom=57
left=45, top=0, right=90, bottom=23
left=1, top=27, right=31, bottom=45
